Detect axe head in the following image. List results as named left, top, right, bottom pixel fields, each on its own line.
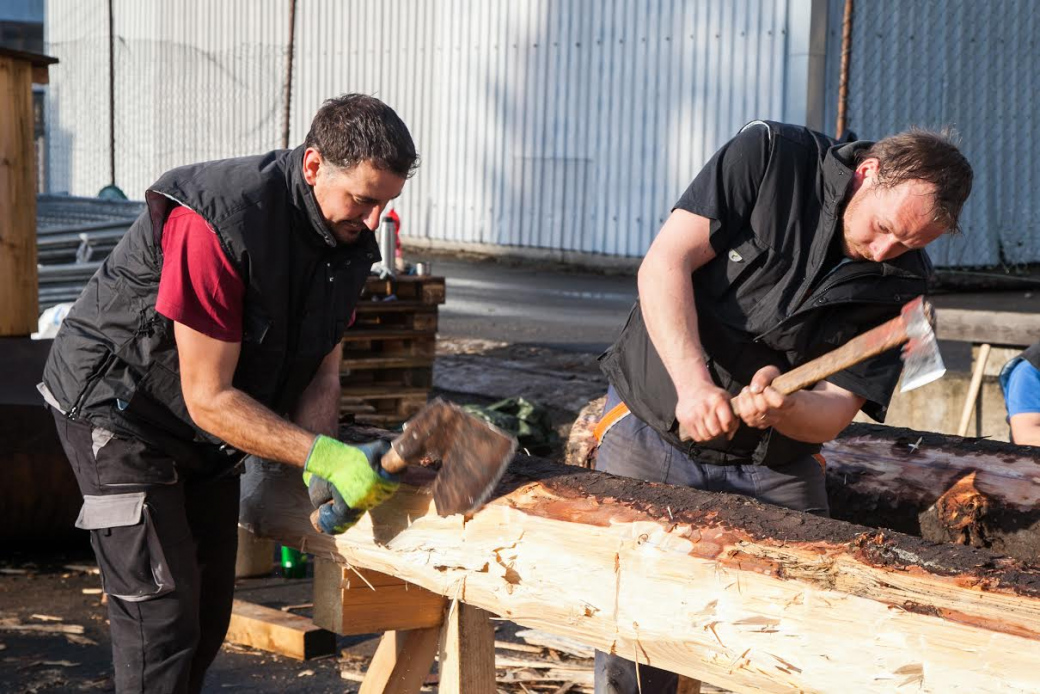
left=899, top=296, right=946, bottom=392
left=390, top=399, right=517, bottom=517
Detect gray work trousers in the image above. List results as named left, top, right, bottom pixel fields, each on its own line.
left=593, top=386, right=829, bottom=694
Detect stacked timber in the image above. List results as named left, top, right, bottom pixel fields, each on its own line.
left=340, top=275, right=446, bottom=427
left=241, top=423, right=1040, bottom=693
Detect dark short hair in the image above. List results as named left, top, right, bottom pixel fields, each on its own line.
left=304, top=94, right=419, bottom=179
left=858, top=127, right=973, bottom=234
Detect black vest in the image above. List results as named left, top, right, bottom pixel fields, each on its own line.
left=600, top=122, right=930, bottom=467
left=43, top=147, right=378, bottom=458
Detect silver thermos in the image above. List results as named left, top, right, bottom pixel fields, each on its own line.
left=377, top=216, right=397, bottom=277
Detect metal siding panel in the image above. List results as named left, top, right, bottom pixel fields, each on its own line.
left=46, top=0, right=810, bottom=260
left=824, top=0, right=1038, bottom=267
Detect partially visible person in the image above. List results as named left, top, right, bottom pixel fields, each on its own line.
left=1000, top=342, right=1040, bottom=446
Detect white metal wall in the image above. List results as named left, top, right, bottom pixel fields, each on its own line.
left=46, top=0, right=808, bottom=259
left=822, top=0, right=1040, bottom=268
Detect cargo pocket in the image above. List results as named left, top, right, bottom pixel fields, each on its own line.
left=75, top=493, right=175, bottom=601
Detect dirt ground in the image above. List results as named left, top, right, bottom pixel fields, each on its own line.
left=0, top=339, right=612, bottom=693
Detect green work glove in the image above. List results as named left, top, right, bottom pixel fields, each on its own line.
left=303, top=436, right=400, bottom=534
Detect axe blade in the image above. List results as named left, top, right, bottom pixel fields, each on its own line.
left=899, top=297, right=947, bottom=392
left=428, top=403, right=517, bottom=517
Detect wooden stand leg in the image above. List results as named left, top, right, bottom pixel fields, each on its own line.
left=956, top=343, right=992, bottom=437
left=234, top=526, right=275, bottom=578
left=437, top=599, right=496, bottom=694
left=360, top=627, right=442, bottom=694
left=675, top=674, right=702, bottom=694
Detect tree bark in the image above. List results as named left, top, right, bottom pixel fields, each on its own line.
left=824, top=423, right=1040, bottom=563
left=242, top=427, right=1040, bottom=694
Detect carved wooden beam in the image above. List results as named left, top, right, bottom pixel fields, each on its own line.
left=241, top=435, right=1040, bottom=693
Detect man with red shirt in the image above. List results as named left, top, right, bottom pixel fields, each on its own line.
left=41, top=94, right=418, bottom=693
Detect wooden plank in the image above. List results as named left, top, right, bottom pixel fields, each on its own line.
left=0, top=55, right=39, bottom=337
left=358, top=628, right=441, bottom=694
left=342, top=328, right=438, bottom=342
left=341, top=356, right=435, bottom=371
left=340, top=386, right=430, bottom=400
left=823, top=423, right=1040, bottom=563
left=313, top=559, right=446, bottom=635
left=438, top=600, right=496, bottom=694
left=224, top=599, right=335, bottom=660
left=355, top=301, right=440, bottom=313
left=935, top=308, right=1040, bottom=348
left=247, top=435, right=1040, bottom=693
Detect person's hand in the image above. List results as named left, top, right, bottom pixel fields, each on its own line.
left=732, top=366, right=794, bottom=430
left=303, top=437, right=399, bottom=534
left=676, top=381, right=739, bottom=442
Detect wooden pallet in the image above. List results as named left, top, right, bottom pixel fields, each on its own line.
left=351, top=304, right=438, bottom=332
left=340, top=275, right=444, bottom=427
left=340, top=388, right=429, bottom=427
left=340, top=365, right=434, bottom=391
left=362, top=275, right=446, bottom=305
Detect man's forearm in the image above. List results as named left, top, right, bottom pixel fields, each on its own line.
left=189, top=388, right=315, bottom=467
left=638, top=258, right=713, bottom=396
left=773, top=389, right=862, bottom=443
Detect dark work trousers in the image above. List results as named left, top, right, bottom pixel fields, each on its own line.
left=52, top=409, right=241, bottom=694
left=592, top=386, right=829, bottom=694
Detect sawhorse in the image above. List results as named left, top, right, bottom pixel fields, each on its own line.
left=313, top=559, right=495, bottom=693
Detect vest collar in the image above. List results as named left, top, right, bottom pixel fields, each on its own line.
left=285, top=145, right=338, bottom=248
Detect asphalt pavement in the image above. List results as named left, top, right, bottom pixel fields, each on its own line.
left=426, top=258, right=638, bottom=354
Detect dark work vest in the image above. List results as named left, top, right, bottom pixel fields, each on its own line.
left=600, top=122, right=930, bottom=467
left=42, top=147, right=379, bottom=458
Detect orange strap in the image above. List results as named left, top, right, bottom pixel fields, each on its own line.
left=594, top=402, right=631, bottom=444
left=813, top=453, right=827, bottom=472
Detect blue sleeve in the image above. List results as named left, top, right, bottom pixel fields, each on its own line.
left=1005, top=360, right=1040, bottom=416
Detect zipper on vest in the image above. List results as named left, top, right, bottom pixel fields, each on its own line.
left=755, top=267, right=895, bottom=344
left=69, top=352, right=117, bottom=417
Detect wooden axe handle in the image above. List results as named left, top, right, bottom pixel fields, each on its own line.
left=769, top=310, right=909, bottom=396
left=678, top=300, right=920, bottom=441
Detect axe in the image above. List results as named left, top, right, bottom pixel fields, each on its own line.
left=310, top=399, right=517, bottom=530
left=680, top=296, right=945, bottom=440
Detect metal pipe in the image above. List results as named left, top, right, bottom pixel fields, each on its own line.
left=108, top=0, right=116, bottom=186
left=835, top=0, right=854, bottom=139
left=281, top=0, right=297, bottom=149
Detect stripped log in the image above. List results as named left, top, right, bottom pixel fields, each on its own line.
left=824, top=423, right=1040, bottom=562
left=241, top=431, right=1040, bottom=694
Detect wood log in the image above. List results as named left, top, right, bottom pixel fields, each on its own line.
left=934, top=307, right=1040, bottom=348
left=824, top=423, right=1040, bottom=563
left=242, top=432, right=1040, bottom=693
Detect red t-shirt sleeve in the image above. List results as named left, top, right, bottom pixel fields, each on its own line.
left=155, top=206, right=245, bottom=342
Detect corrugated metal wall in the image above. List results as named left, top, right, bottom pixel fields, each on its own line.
left=45, top=0, right=805, bottom=259
left=823, top=0, right=1040, bottom=268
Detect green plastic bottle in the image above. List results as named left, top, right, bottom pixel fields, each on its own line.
left=280, top=546, right=307, bottom=579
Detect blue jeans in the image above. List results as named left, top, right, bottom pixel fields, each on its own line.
left=593, top=385, right=828, bottom=694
